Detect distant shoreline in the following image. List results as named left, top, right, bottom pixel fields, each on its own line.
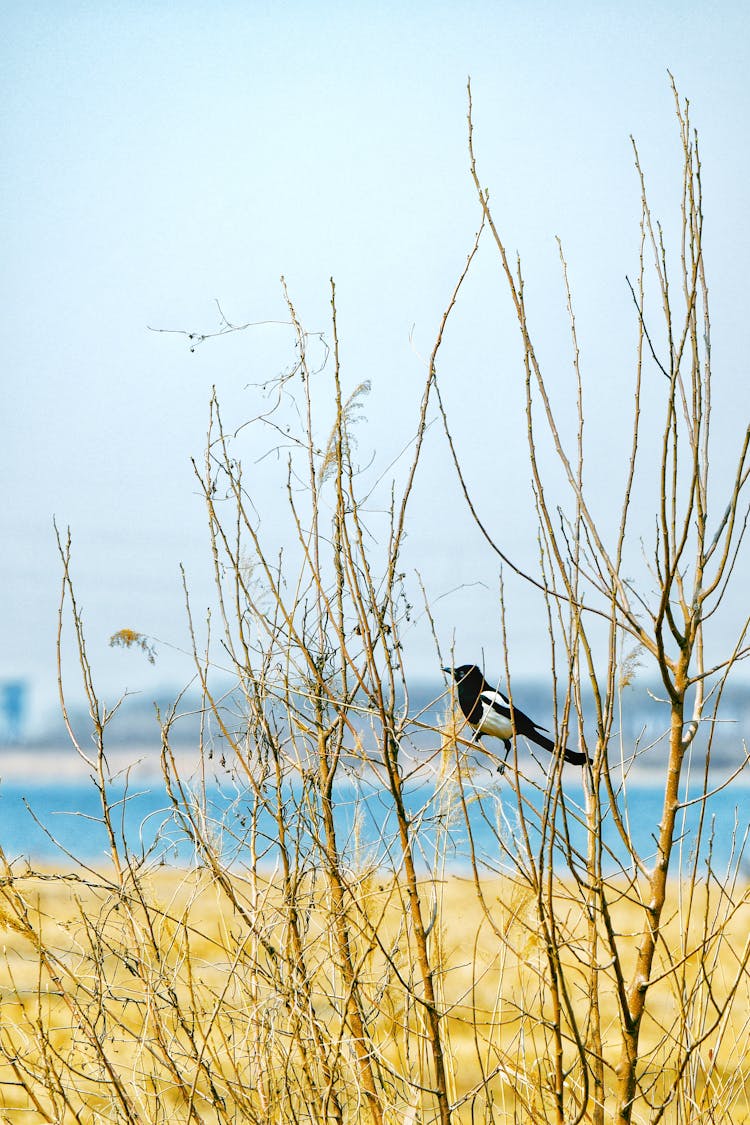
left=0, top=744, right=197, bottom=783
left=2, top=742, right=748, bottom=787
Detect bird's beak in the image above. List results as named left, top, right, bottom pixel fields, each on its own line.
left=442, top=667, right=452, bottom=675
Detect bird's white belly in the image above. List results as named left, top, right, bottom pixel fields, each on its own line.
left=478, top=709, right=514, bottom=741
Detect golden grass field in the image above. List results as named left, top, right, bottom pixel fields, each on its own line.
left=1, top=862, right=748, bottom=1123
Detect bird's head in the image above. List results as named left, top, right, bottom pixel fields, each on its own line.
left=443, top=664, right=483, bottom=685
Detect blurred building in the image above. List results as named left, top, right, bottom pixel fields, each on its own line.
left=0, top=679, right=28, bottom=744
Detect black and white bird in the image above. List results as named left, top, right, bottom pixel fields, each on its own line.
left=444, top=664, right=587, bottom=767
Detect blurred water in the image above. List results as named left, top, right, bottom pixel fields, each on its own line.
left=1, top=770, right=747, bottom=879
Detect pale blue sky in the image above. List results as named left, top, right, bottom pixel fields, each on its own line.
left=2, top=3, right=749, bottom=728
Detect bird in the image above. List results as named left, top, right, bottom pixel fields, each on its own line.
left=444, top=663, right=587, bottom=768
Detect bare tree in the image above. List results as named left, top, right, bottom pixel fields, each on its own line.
left=426, top=76, right=750, bottom=1124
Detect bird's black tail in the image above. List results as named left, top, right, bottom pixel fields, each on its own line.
left=528, top=728, right=588, bottom=766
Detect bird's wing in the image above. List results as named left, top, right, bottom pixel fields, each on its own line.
left=479, top=687, right=512, bottom=720
left=482, top=688, right=549, bottom=735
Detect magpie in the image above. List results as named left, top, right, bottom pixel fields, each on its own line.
left=444, top=664, right=587, bottom=767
